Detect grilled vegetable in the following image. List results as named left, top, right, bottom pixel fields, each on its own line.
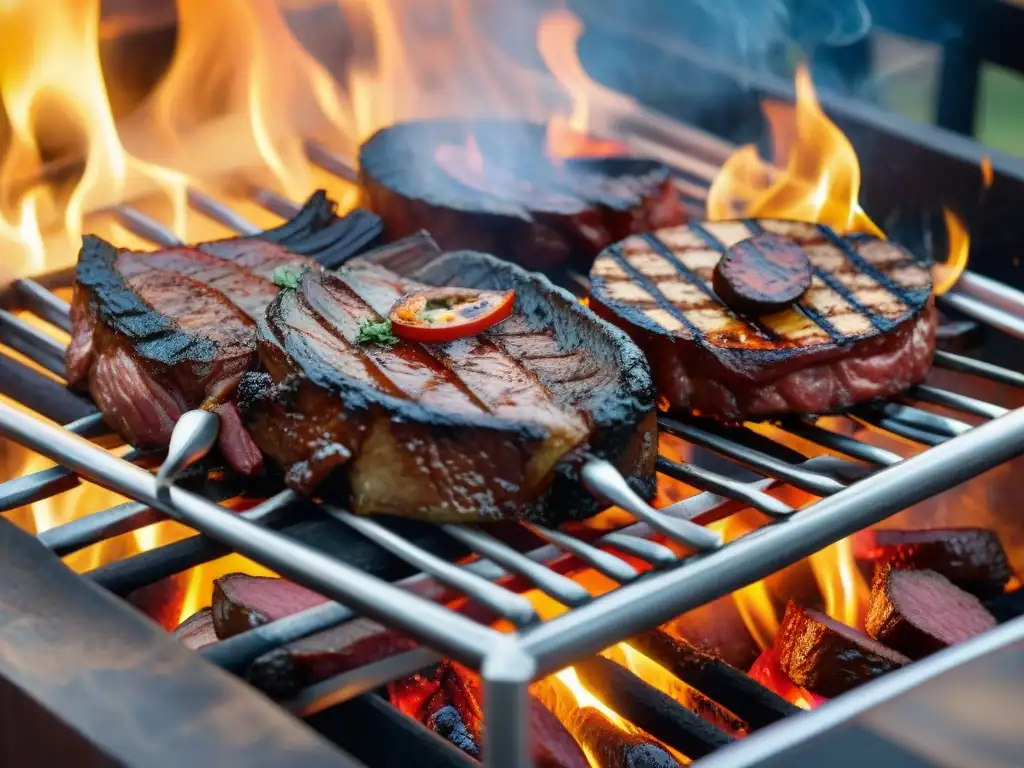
left=388, top=287, right=516, bottom=343
left=589, top=219, right=936, bottom=420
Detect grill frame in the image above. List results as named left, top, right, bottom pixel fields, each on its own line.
left=1, top=124, right=1023, bottom=767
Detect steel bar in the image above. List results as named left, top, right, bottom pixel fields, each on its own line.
left=0, top=309, right=68, bottom=377
left=865, top=402, right=972, bottom=438
left=285, top=646, right=442, bottom=717
left=519, top=407, right=1024, bottom=676
left=911, top=384, right=1010, bottom=420
left=38, top=500, right=157, bottom=556
left=0, top=401, right=500, bottom=665
left=0, top=448, right=145, bottom=514
left=850, top=411, right=946, bottom=447
left=442, top=525, right=592, bottom=607
left=956, top=270, right=1024, bottom=319
left=658, top=416, right=847, bottom=496
left=110, top=204, right=183, bottom=246
left=934, top=349, right=1024, bottom=388
left=655, top=457, right=794, bottom=518
left=526, top=525, right=639, bottom=583
left=186, top=188, right=262, bottom=235
left=597, top=532, right=680, bottom=566
left=325, top=507, right=538, bottom=628
left=940, top=290, right=1024, bottom=339
left=777, top=420, right=903, bottom=466
left=0, top=353, right=93, bottom=424
left=247, top=184, right=302, bottom=218
left=305, top=140, right=359, bottom=184
left=11, top=278, right=72, bottom=332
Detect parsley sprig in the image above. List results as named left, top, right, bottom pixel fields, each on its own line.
left=272, top=265, right=308, bottom=290
left=357, top=317, right=400, bottom=346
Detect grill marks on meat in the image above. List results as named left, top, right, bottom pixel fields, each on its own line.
left=865, top=566, right=997, bottom=659
left=245, top=263, right=591, bottom=522
left=589, top=219, right=936, bottom=419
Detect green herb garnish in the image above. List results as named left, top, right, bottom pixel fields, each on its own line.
left=273, top=265, right=307, bottom=290
left=357, top=317, right=400, bottom=346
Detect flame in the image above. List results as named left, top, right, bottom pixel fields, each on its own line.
left=932, top=208, right=970, bottom=295
left=980, top=156, right=994, bottom=190
left=708, top=65, right=882, bottom=237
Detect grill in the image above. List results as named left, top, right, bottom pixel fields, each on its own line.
left=3, top=32, right=1024, bottom=768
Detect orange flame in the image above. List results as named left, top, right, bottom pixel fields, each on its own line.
left=933, top=207, right=970, bottom=295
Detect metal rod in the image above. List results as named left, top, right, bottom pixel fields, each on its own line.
left=285, top=646, right=443, bottom=718
left=939, top=290, right=1024, bottom=339
left=911, top=384, right=1010, bottom=420
left=186, top=188, right=262, bottom=235
left=527, top=525, right=639, bottom=583
left=246, top=185, right=302, bottom=218
left=867, top=402, right=972, bottom=438
left=777, top=419, right=903, bottom=466
left=519, top=407, right=1024, bottom=676
left=955, top=270, right=1024, bottom=320
left=0, top=401, right=499, bottom=665
left=442, top=525, right=592, bottom=608
left=304, top=140, right=359, bottom=184
left=325, top=508, right=538, bottom=628
left=481, top=640, right=534, bottom=768
left=38, top=501, right=157, bottom=556
left=851, top=411, right=946, bottom=447
left=11, top=279, right=72, bottom=332
left=933, top=350, right=1024, bottom=389
left=658, top=416, right=847, bottom=496
left=655, top=457, right=794, bottom=518
left=0, top=309, right=67, bottom=377
left=110, top=204, right=183, bottom=247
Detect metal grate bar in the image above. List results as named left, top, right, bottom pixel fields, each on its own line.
left=598, top=532, right=680, bottom=567
left=849, top=411, right=946, bottom=447
left=39, top=500, right=156, bottom=556
left=0, top=308, right=68, bottom=376
left=776, top=420, right=903, bottom=466
left=110, top=204, right=183, bottom=246
left=11, top=278, right=73, bottom=332
left=325, top=507, right=539, bottom=627
left=247, top=184, right=302, bottom=218
left=442, top=525, right=592, bottom=608
left=186, top=188, right=262, bottom=235
left=655, top=456, right=794, bottom=518
left=658, top=416, right=847, bottom=496
left=911, top=384, right=1010, bottom=420
left=939, top=291, right=1024, bottom=340
left=526, top=525, right=639, bottom=583
left=934, top=350, right=1024, bottom=388
left=305, top=141, right=359, bottom=184
left=867, top=402, right=972, bottom=438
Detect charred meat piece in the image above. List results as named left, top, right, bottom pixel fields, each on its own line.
left=776, top=601, right=909, bottom=697
left=360, top=120, right=683, bottom=272
left=66, top=192, right=381, bottom=474
left=856, top=527, right=1013, bottom=599
left=172, top=608, right=218, bottom=651
left=211, top=572, right=328, bottom=638
left=241, top=245, right=657, bottom=524
left=590, top=219, right=936, bottom=419
left=866, top=565, right=996, bottom=659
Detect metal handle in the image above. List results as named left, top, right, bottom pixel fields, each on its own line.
left=155, top=410, right=220, bottom=490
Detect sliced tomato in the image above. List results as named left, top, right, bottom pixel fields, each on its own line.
left=388, top=287, right=516, bottom=343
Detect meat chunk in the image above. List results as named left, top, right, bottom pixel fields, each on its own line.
left=857, top=527, right=1012, bottom=599
left=589, top=219, right=936, bottom=419
left=66, top=193, right=381, bottom=474
left=241, top=246, right=657, bottom=524
left=211, top=572, right=327, bottom=638
left=172, top=608, right=218, bottom=651
left=865, top=565, right=997, bottom=659
left=360, top=119, right=683, bottom=272
left=775, top=601, right=909, bottom=697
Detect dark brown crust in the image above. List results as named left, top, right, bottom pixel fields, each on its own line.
left=865, top=565, right=997, bottom=659
left=242, top=241, right=657, bottom=524
left=211, top=573, right=327, bottom=639
left=359, top=119, right=683, bottom=271
left=172, top=608, right=219, bottom=651
left=860, top=528, right=1013, bottom=599
left=776, top=601, right=909, bottom=697
left=713, top=233, right=812, bottom=314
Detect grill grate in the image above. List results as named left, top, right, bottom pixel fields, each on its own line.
left=1, top=134, right=1024, bottom=768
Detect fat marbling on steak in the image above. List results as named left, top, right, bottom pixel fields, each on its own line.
left=65, top=192, right=381, bottom=474
left=589, top=219, right=936, bottom=419
left=239, top=245, right=658, bottom=524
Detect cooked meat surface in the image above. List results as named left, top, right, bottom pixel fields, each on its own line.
left=856, top=527, right=1012, bottom=599
left=590, top=219, right=936, bottom=419
left=241, top=246, right=657, bottom=524
left=775, top=601, right=909, bottom=697
left=172, top=608, right=218, bottom=651
left=865, top=565, right=996, bottom=658
left=66, top=193, right=381, bottom=474
left=360, top=119, right=683, bottom=272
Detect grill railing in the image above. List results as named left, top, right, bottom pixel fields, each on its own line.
left=1, top=123, right=1023, bottom=768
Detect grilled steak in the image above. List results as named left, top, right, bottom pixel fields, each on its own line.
left=775, top=601, right=909, bottom=697
left=589, top=219, right=936, bottom=419
left=360, top=119, right=683, bottom=272
left=172, top=608, right=218, bottom=651
left=66, top=192, right=382, bottom=474
left=865, top=565, right=996, bottom=659
left=855, top=527, right=1013, bottom=599
left=240, top=243, right=657, bottom=523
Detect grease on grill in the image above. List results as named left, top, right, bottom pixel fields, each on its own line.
left=712, top=234, right=812, bottom=315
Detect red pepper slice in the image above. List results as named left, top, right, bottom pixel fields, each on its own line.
left=388, top=287, right=516, bottom=343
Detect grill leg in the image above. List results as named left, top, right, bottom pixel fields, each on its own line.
left=482, top=640, right=535, bottom=768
